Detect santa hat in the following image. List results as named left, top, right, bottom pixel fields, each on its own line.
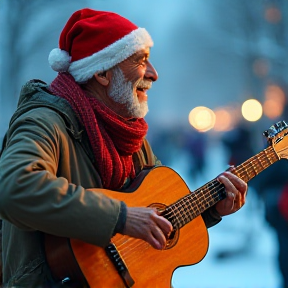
left=48, top=8, right=153, bottom=83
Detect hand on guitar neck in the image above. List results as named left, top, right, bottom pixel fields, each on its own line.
left=122, top=170, right=247, bottom=250
left=216, top=170, right=247, bottom=216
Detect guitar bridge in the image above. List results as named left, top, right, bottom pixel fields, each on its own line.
left=105, top=243, right=135, bottom=288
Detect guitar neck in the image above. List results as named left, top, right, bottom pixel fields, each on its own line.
left=163, top=145, right=279, bottom=230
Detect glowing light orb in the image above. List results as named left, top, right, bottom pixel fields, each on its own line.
left=188, top=106, right=216, bottom=132
left=213, top=108, right=233, bottom=132
left=263, top=99, right=283, bottom=119
left=263, top=85, right=285, bottom=119
left=241, top=99, right=262, bottom=122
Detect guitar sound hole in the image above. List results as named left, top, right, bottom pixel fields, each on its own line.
left=149, top=203, right=179, bottom=250
left=165, top=229, right=179, bottom=249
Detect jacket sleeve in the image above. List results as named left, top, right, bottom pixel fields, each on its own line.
left=201, top=206, right=222, bottom=228
left=0, top=108, right=121, bottom=247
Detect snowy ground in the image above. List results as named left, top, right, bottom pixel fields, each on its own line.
left=169, top=141, right=283, bottom=288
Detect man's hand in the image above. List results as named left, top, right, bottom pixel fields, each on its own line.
left=122, top=207, right=173, bottom=250
left=215, top=171, right=247, bottom=216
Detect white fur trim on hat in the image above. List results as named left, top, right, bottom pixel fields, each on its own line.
left=69, top=27, right=153, bottom=83
left=48, top=48, right=71, bottom=72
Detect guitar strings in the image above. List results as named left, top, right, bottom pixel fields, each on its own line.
left=113, top=147, right=278, bottom=259
left=161, top=146, right=277, bottom=226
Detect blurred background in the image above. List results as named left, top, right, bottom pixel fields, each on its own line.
left=1, top=0, right=288, bottom=287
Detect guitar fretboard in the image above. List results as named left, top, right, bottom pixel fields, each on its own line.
left=163, top=145, right=279, bottom=230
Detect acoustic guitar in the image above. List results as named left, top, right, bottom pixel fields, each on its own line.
left=45, top=120, right=288, bottom=288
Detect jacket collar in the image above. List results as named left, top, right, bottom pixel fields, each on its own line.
left=11, top=79, right=84, bottom=140
left=9, top=79, right=95, bottom=162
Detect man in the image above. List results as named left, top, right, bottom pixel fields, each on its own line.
left=0, top=8, right=247, bottom=287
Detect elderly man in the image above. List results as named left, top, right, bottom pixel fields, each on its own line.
left=0, top=8, right=247, bottom=287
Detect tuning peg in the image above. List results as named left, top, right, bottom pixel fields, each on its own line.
left=263, top=130, right=269, bottom=137
left=280, top=120, right=288, bottom=129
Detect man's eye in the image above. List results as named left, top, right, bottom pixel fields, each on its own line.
left=132, top=56, right=148, bottom=65
left=141, top=57, right=148, bottom=65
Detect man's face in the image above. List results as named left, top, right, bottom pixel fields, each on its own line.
left=108, top=48, right=158, bottom=118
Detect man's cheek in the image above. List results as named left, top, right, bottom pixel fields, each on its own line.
left=122, top=65, right=141, bottom=80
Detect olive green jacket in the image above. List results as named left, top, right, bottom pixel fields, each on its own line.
left=0, top=80, right=221, bottom=287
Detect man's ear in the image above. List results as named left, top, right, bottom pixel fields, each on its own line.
left=94, top=72, right=109, bottom=86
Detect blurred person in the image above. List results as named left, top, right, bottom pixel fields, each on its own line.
left=255, top=159, right=288, bottom=288
left=279, top=183, right=288, bottom=222
left=183, top=129, right=207, bottom=183
left=0, top=8, right=247, bottom=287
left=255, top=101, right=288, bottom=288
left=222, top=122, right=255, bottom=167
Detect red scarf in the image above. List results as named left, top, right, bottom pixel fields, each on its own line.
left=49, top=72, right=148, bottom=190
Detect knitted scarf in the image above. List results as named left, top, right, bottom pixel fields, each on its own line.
left=49, top=72, right=148, bottom=190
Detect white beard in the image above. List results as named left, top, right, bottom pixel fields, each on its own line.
left=108, top=65, right=148, bottom=118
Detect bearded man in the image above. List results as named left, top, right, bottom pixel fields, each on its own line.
left=0, top=8, right=247, bottom=287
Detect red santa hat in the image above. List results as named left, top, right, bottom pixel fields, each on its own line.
left=48, top=8, right=153, bottom=83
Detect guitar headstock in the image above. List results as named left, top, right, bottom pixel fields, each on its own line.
left=263, top=120, right=288, bottom=159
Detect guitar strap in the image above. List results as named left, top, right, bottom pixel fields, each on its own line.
left=134, top=138, right=160, bottom=171
left=142, top=138, right=156, bottom=166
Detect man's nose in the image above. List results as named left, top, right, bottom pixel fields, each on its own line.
left=145, top=61, right=158, bottom=82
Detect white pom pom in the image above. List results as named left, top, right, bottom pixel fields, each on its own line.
left=48, top=48, right=71, bottom=72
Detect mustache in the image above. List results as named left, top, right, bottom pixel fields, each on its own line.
left=136, top=79, right=152, bottom=90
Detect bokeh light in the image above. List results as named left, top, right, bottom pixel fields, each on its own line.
left=252, top=59, right=269, bottom=78
left=213, top=108, right=234, bottom=132
left=263, top=85, right=285, bottom=119
left=265, top=85, right=286, bottom=103
left=265, top=6, right=282, bottom=23
left=188, top=106, right=216, bottom=132
left=263, top=99, right=284, bottom=119
left=241, top=99, right=263, bottom=122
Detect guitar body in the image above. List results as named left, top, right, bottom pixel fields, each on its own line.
left=46, top=166, right=209, bottom=288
